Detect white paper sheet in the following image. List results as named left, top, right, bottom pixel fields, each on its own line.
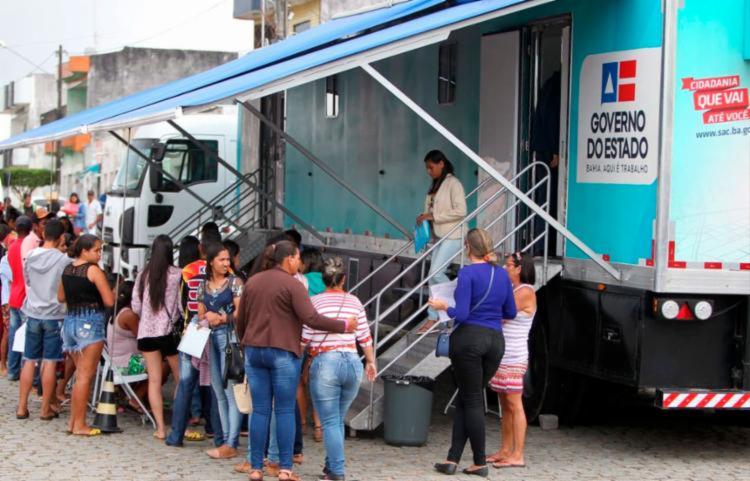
left=430, top=279, right=457, bottom=323
left=12, top=322, right=26, bottom=353
left=177, top=323, right=210, bottom=358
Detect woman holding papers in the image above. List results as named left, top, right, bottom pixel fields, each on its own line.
left=417, top=150, right=467, bottom=334
left=427, top=228, right=516, bottom=477
left=199, top=242, right=244, bottom=459
left=132, top=235, right=183, bottom=440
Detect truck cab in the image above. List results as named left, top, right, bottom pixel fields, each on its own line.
left=102, top=106, right=238, bottom=280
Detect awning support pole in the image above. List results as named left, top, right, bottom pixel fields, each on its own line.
left=109, top=131, right=245, bottom=233
left=166, top=120, right=326, bottom=244
left=236, top=99, right=413, bottom=240
left=360, top=62, right=621, bottom=281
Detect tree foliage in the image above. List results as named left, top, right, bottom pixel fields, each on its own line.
left=0, top=167, right=54, bottom=198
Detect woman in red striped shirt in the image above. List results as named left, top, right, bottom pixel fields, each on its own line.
left=303, top=257, right=377, bottom=481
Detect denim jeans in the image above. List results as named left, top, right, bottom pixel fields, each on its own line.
left=245, top=346, right=302, bottom=470
left=7, top=308, right=25, bottom=379
left=167, top=352, right=224, bottom=447
left=310, top=351, right=363, bottom=476
left=191, top=383, right=202, bottom=418
left=427, top=238, right=463, bottom=320
left=209, top=325, right=242, bottom=448
left=267, top=404, right=303, bottom=463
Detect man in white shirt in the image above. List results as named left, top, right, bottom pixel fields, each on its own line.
left=85, top=190, right=103, bottom=234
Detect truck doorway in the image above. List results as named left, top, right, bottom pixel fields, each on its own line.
left=522, top=18, right=571, bottom=258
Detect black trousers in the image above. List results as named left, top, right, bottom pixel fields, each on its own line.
left=447, top=324, right=504, bottom=466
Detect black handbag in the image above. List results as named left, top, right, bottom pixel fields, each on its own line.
left=223, top=318, right=245, bottom=386
left=435, top=266, right=496, bottom=358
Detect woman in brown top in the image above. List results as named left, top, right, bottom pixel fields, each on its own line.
left=236, top=240, right=356, bottom=481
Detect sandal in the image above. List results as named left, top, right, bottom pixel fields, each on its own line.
left=249, top=470, right=264, bottom=481
left=184, top=430, right=205, bottom=441
left=72, top=428, right=102, bottom=437
left=278, top=470, right=301, bottom=481
left=153, top=432, right=166, bottom=440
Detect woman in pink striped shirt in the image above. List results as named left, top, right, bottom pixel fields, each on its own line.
left=303, top=257, right=377, bottom=481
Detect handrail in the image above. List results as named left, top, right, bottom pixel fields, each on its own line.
left=367, top=164, right=551, bottom=387
left=364, top=164, right=551, bottom=429
left=362, top=162, right=546, bottom=314
left=167, top=164, right=276, bottom=243
left=348, top=176, right=495, bottom=297
left=371, top=174, right=549, bottom=344
left=167, top=172, right=256, bottom=239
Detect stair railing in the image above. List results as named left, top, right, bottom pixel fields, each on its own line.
left=361, top=162, right=551, bottom=430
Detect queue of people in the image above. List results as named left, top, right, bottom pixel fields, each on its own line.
left=0, top=151, right=541, bottom=480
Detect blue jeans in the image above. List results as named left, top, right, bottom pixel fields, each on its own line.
left=167, top=352, right=224, bottom=447
left=209, top=326, right=242, bottom=448
left=23, top=317, right=64, bottom=362
left=7, top=308, right=25, bottom=379
left=267, top=404, right=304, bottom=463
left=427, top=238, right=463, bottom=320
left=310, top=351, right=363, bottom=476
left=245, top=346, right=302, bottom=470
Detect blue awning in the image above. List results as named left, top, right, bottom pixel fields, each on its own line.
left=0, top=0, right=444, bottom=150
left=1, top=0, right=548, bottom=149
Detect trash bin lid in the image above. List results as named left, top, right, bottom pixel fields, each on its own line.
left=382, top=375, right=435, bottom=390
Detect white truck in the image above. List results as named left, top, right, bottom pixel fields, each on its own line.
left=102, top=106, right=242, bottom=280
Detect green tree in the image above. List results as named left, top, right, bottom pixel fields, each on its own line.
left=0, top=167, right=55, bottom=199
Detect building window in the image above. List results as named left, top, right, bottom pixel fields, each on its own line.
left=437, top=43, right=457, bottom=105
left=294, top=20, right=311, bottom=33
left=325, top=76, right=339, bottom=118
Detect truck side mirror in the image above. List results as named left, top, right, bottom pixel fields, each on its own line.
left=151, top=142, right=166, bottom=162
left=149, top=142, right=166, bottom=192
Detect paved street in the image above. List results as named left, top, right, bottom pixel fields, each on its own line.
left=1, top=375, right=750, bottom=481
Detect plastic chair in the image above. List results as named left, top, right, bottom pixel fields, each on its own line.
left=97, top=349, right=156, bottom=429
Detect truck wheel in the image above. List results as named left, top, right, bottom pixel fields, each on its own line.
left=522, top=319, right=549, bottom=423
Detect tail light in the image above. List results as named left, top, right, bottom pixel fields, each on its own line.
left=656, top=298, right=714, bottom=321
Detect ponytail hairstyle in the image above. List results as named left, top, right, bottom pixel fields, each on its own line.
left=139, top=234, right=174, bottom=312
left=465, top=228, right=499, bottom=265
left=424, top=149, right=456, bottom=195
left=509, top=251, right=536, bottom=285
left=72, top=234, right=100, bottom=258
left=322, top=256, right=346, bottom=288
left=249, top=240, right=299, bottom=277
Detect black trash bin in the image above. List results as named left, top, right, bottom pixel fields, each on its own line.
left=383, top=375, right=435, bottom=446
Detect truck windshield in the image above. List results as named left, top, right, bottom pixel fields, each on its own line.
left=110, top=138, right=156, bottom=195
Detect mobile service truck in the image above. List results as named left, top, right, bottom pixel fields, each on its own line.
left=102, top=105, right=248, bottom=280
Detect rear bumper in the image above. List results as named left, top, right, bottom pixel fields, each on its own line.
left=657, top=389, right=750, bottom=410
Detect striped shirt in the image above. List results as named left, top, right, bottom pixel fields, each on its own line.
left=500, top=284, right=536, bottom=365
left=303, top=291, right=372, bottom=355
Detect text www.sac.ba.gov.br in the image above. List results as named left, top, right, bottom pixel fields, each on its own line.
left=695, top=125, right=750, bottom=139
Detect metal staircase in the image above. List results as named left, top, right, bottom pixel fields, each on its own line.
left=347, top=162, right=562, bottom=431
left=167, top=166, right=279, bottom=268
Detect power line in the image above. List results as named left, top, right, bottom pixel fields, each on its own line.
left=1, top=44, right=53, bottom=74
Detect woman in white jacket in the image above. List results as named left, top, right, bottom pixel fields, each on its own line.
left=416, top=150, right=467, bottom=333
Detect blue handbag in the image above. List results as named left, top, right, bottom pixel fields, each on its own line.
left=435, top=266, right=496, bottom=358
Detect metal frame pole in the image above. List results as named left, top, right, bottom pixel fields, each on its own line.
left=166, top=120, right=326, bottom=244
left=654, top=0, right=679, bottom=293
left=236, top=99, right=413, bottom=240
left=361, top=63, right=621, bottom=281
left=108, top=131, right=244, bottom=233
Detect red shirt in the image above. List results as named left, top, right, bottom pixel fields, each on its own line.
left=8, top=236, right=26, bottom=309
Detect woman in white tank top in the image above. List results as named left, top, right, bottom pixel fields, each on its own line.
left=487, top=252, right=537, bottom=469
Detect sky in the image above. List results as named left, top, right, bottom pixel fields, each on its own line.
left=0, top=0, right=254, bottom=87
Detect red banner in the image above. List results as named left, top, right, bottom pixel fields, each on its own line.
left=693, top=88, right=748, bottom=111
left=681, top=75, right=741, bottom=91
left=703, top=107, right=750, bottom=124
